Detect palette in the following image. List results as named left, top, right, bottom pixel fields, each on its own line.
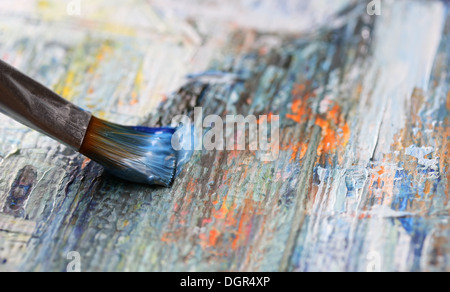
left=0, top=0, right=448, bottom=272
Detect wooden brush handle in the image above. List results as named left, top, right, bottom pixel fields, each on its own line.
left=0, top=59, right=92, bottom=150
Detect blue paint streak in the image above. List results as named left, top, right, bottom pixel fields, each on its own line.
left=391, top=168, right=430, bottom=271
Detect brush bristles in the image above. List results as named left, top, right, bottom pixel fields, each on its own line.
left=79, top=116, right=177, bottom=187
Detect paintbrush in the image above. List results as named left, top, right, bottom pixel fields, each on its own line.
left=0, top=59, right=177, bottom=187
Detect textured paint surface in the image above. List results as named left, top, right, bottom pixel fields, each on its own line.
left=0, top=0, right=448, bottom=272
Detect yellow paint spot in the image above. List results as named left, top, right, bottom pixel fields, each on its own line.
left=37, top=0, right=51, bottom=8
left=62, top=71, right=76, bottom=100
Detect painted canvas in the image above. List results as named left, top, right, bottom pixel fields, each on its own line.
left=0, top=0, right=448, bottom=272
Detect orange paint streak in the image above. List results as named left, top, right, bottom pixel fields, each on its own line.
left=161, top=234, right=172, bottom=243
left=315, top=102, right=350, bottom=158
left=209, top=229, right=220, bottom=246
left=377, top=165, right=385, bottom=186
left=329, top=104, right=341, bottom=124
left=299, top=143, right=308, bottom=159
left=341, top=123, right=351, bottom=147
left=447, top=90, right=450, bottom=110
left=358, top=213, right=372, bottom=219
left=315, top=117, right=335, bottom=156
left=186, top=180, right=197, bottom=193
left=286, top=99, right=306, bottom=123
left=289, top=142, right=308, bottom=163
left=290, top=144, right=300, bottom=163
left=213, top=199, right=229, bottom=220
left=130, top=91, right=138, bottom=105
left=81, top=158, right=91, bottom=170
left=315, top=116, right=328, bottom=129
left=286, top=84, right=315, bottom=124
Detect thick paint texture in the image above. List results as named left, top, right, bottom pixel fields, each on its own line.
left=0, top=0, right=448, bottom=272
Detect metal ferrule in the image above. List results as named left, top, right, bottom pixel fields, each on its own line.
left=0, top=59, right=92, bottom=150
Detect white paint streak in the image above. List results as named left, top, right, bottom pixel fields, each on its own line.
left=357, top=0, right=445, bottom=162
left=368, top=205, right=414, bottom=218
left=149, top=0, right=353, bottom=34
left=406, top=145, right=439, bottom=169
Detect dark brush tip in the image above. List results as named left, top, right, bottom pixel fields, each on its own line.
left=79, top=116, right=178, bottom=187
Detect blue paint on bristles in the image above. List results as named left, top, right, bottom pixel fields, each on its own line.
left=80, top=116, right=178, bottom=187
